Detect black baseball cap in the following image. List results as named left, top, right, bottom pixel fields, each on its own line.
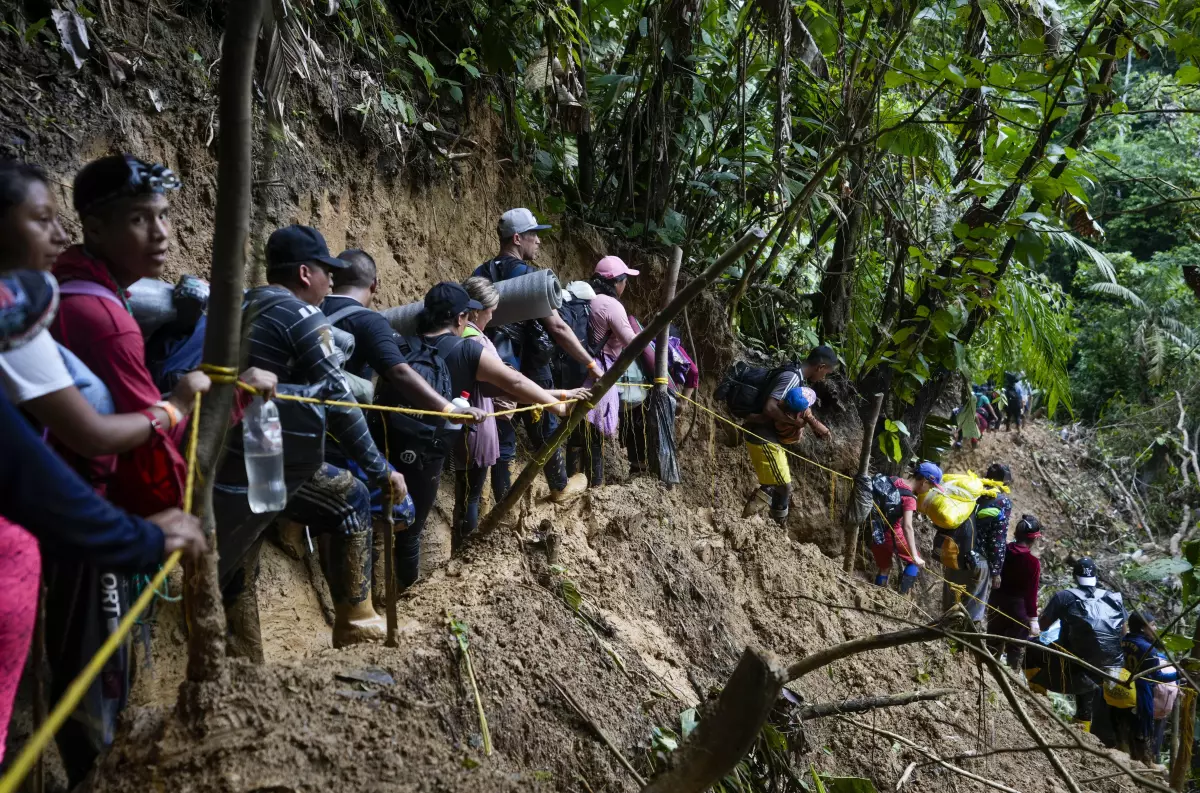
left=266, top=225, right=348, bottom=270
left=424, top=282, right=482, bottom=315
left=0, top=270, right=58, bottom=352
left=1073, top=557, right=1097, bottom=587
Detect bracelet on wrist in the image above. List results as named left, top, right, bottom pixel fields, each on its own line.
left=154, top=400, right=182, bottom=430
left=140, top=408, right=164, bottom=432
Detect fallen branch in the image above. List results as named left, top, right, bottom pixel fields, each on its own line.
left=1101, top=458, right=1155, bottom=543
left=841, top=716, right=1021, bottom=793
left=797, top=688, right=953, bottom=720
left=549, top=675, right=645, bottom=786
left=448, top=613, right=492, bottom=757
left=643, top=616, right=959, bottom=793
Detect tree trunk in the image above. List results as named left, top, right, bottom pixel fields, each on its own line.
left=185, top=0, right=265, bottom=685
left=817, top=155, right=864, bottom=343
left=843, top=392, right=886, bottom=571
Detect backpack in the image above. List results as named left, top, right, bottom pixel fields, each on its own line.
left=1063, top=588, right=1126, bottom=668
left=933, top=513, right=982, bottom=572
left=552, top=299, right=597, bottom=389
left=373, top=334, right=455, bottom=460
left=871, top=474, right=911, bottom=525
left=715, top=360, right=802, bottom=418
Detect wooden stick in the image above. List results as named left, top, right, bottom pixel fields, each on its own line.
left=186, top=0, right=266, bottom=685
left=477, top=227, right=766, bottom=535
left=843, top=391, right=885, bottom=572
left=841, top=716, right=1021, bottom=793
left=798, top=688, right=953, bottom=720
left=549, top=676, right=645, bottom=786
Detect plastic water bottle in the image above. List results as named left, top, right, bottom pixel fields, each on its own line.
left=243, top=396, right=287, bottom=513
left=446, top=391, right=471, bottom=430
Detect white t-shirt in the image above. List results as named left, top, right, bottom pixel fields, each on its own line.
left=0, top=329, right=74, bottom=404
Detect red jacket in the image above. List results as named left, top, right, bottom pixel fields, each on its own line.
left=50, top=246, right=187, bottom=515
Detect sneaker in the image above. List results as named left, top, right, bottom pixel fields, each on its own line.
left=550, top=473, right=589, bottom=503
left=742, top=489, right=770, bottom=518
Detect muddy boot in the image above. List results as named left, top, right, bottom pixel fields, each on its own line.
left=550, top=472, right=589, bottom=504
left=225, top=574, right=265, bottom=663
left=328, top=529, right=386, bottom=648
left=742, top=488, right=770, bottom=518
left=275, top=518, right=309, bottom=560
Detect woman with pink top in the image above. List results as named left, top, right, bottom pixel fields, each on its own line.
left=582, top=256, right=640, bottom=486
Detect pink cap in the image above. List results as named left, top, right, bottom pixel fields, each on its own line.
left=594, top=255, right=640, bottom=279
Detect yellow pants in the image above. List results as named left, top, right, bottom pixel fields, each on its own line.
left=746, top=441, right=791, bottom=486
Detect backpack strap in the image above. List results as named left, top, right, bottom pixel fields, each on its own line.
left=324, top=303, right=372, bottom=327
left=58, top=279, right=128, bottom=312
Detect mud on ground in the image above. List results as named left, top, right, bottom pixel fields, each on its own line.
left=89, top=421, right=1159, bottom=793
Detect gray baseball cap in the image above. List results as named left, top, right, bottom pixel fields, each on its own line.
left=498, top=207, right=551, bottom=238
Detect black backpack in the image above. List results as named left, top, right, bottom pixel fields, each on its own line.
left=1063, top=588, right=1126, bottom=668
left=551, top=299, right=610, bottom=389
left=477, top=256, right=555, bottom=372
left=868, top=473, right=911, bottom=546
left=372, top=334, right=455, bottom=460
left=715, top=360, right=802, bottom=418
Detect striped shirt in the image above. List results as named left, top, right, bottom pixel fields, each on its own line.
left=244, top=285, right=388, bottom=485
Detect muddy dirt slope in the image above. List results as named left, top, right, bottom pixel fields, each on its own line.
left=87, top=421, right=1156, bottom=793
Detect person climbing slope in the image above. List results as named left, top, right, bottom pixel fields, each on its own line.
left=473, top=208, right=595, bottom=502
left=867, top=470, right=926, bottom=593
left=1120, top=610, right=1178, bottom=765
left=215, top=225, right=408, bottom=654
left=723, top=346, right=837, bottom=525
left=918, top=462, right=991, bottom=623
left=987, top=514, right=1042, bottom=670
left=975, top=462, right=1014, bottom=593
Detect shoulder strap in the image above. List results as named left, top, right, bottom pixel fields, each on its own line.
left=58, top=279, right=127, bottom=311
left=325, top=303, right=372, bottom=326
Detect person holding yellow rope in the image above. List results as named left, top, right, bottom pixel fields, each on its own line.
left=733, top=347, right=837, bottom=525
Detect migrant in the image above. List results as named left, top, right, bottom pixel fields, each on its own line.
left=867, top=470, right=927, bottom=593
left=0, top=267, right=206, bottom=763
left=473, top=208, right=594, bottom=502
left=42, top=155, right=269, bottom=784
left=214, top=225, right=408, bottom=653
left=719, top=346, right=837, bottom=525
left=987, top=514, right=1043, bottom=670
left=370, top=282, right=582, bottom=584
left=579, top=256, right=641, bottom=487
left=1029, top=557, right=1127, bottom=733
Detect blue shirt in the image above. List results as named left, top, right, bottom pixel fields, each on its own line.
left=0, top=392, right=164, bottom=570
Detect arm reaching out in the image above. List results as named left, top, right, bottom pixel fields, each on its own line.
left=476, top=349, right=572, bottom=416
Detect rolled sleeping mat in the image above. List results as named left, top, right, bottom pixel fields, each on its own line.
left=488, top=269, right=563, bottom=327
left=329, top=325, right=357, bottom=367
left=127, top=278, right=177, bottom=337
left=380, top=301, right=424, bottom=337
left=381, top=269, right=565, bottom=336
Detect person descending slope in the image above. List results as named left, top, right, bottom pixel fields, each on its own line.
left=918, top=462, right=991, bottom=623
left=1031, top=557, right=1127, bottom=733
left=716, top=346, right=837, bottom=525
left=975, top=462, right=1014, bottom=593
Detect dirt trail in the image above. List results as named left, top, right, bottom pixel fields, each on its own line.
left=89, top=419, right=1160, bottom=793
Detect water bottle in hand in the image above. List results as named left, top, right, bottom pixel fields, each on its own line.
left=243, top=395, right=287, bottom=513
left=445, top=391, right=472, bottom=430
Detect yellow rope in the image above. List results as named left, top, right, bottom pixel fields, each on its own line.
left=0, top=393, right=205, bottom=793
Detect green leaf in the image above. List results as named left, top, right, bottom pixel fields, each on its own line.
left=1013, top=230, right=1045, bottom=267
left=544, top=195, right=567, bottom=213
left=408, top=50, right=437, bottom=87
left=823, top=778, right=880, bottom=793
left=1162, top=632, right=1194, bottom=655
left=1125, top=557, right=1194, bottom=581
left=1019, top=38, right=1045, bottom=56
left=1176, top=65, right=1200, bottom=85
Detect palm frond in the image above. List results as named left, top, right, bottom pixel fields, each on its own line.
left=1087, top=280, right=1147, bottom=308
